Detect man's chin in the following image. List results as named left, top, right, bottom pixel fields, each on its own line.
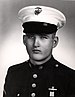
left=30, top=54, right=44, bottom=61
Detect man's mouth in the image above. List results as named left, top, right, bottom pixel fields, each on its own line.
left=32, top=49, right=41, bottom=53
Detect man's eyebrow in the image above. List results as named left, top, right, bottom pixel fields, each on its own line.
left=40, top=34, right=50, bottom=37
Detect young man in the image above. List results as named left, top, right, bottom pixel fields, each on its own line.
left=3, top=5, right=75, bottom=97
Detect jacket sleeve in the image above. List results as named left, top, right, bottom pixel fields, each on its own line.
left=68, top=70, right=75, bottom=97
left=3, top=67, right=13, bottom=97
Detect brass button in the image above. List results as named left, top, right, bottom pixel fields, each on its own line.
left=55, top=64, right=59, bottom=67
left=17, top=93, right=20, bottom=96
left=31, top=93, right=36, bottom=97
left=33, top=74, right=37, bottom=78
left=32, top=83, right=36, bottom=88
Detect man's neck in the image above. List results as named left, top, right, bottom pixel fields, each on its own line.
left=30, top=55, right=51, bottom=66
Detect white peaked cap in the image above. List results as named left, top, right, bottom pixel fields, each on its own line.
left=18, top=5, right=66, bottom=29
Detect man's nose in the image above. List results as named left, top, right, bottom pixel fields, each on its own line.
left=33, top=36, right=40, bottom=47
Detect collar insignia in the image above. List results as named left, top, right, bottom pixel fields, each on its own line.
left=34, top=7, right=42, bottom=15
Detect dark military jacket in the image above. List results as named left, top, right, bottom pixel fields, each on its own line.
left=3, top=56, right=75, bottom=97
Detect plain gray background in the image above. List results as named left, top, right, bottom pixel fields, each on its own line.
left=0, top=0, right=75, bottom=97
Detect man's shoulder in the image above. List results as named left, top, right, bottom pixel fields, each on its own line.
left=54, top=58, right=75, bottom=76
left=8, top=60, right=29, bottom=72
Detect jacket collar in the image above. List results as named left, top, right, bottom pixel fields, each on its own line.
left=28, top=55, right=57, bottom=70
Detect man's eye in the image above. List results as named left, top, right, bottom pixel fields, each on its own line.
left=27, top=35, right=34, bottom=39
left=41, top=36, right=48, bottom=39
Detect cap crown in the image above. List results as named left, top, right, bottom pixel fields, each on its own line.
left=18, top=5, right=66, bottom=29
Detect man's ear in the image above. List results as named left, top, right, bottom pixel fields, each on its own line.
left=23, top=35, right=27, bottom=45
left=53, top=36, right=59, bottom=48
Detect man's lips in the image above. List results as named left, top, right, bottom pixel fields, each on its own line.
left=32, top=49, right=41, bottom=53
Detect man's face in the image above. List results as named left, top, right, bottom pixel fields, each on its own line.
left=23, top=33, right=58, bottom=62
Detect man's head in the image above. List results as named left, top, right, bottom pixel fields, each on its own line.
left=18, top=5, right=66, bottom=65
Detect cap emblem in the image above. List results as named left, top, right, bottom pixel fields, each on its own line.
left=34, top=7, right=42, bottom=15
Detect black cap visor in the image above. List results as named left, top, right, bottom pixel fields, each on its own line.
left=22, top=22, right=57, bottom=34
